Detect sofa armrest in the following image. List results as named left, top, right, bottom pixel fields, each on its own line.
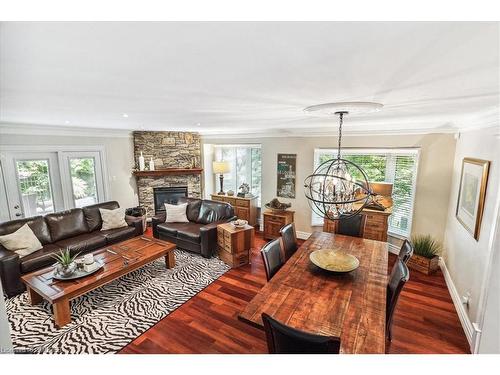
left=125, top=215, right=144, bottom=236
left=152, top=212, right=166, bottom=238
left=0, top=245, right=25, bottom=297
left=199, top=222, right=223, bottom=258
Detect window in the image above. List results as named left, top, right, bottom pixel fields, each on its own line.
left=213, top=145, right=262, bottom=206
left=312, top=148, right=419, bottom=238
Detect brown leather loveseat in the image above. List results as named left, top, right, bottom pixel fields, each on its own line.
left=0, top=201, right=143, bottom=297
left=152, top=197, right=236, bottom=258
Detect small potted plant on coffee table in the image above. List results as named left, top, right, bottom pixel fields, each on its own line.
left=52, top=249, right=80, bottom=277
left=407, top=234, right=442, bottom=275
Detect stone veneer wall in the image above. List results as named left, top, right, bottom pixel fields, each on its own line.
left=133, top=131, right=202, bottom=217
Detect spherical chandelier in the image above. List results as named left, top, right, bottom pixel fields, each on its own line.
left=303, top=102, right=383, bottom=220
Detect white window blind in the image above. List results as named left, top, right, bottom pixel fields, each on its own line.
left=312, top=148, right=419, bottom=238
left=213, top=145, right=262, bottom=206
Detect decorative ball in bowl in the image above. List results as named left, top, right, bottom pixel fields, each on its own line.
left=231, top=219, right=248, bottom=228
left=264, top=198, right=292, bottom=212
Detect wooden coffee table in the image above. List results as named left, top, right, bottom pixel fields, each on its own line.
left=21, top=236, right=176, bottom=328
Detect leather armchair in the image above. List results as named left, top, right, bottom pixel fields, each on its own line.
left=153, top=198, right=236, bottom=258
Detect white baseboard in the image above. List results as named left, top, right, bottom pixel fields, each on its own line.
left=438, top=257, right=476, bottom=352
left=296, top=231, right=312, bottom=240
left=388, top=243, right=400, bottom=255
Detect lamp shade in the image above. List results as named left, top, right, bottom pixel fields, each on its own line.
left=213, top=161, right=230, bottom=174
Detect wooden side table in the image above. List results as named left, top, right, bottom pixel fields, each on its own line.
left=217, top=223, right=255, bottom=268
left=263, top=210, right=295, bottom=240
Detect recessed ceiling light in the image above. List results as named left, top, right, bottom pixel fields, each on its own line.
left=196, top=123, right=201, bottom=126
left=122, top=113, right=129, bottom=118
left=64, top=120, right=70, bottom=124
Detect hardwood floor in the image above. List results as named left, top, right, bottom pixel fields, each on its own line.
left=120, top=230, right=470, bottom=354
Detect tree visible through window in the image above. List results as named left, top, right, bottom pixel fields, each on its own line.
left=313, top=149, right=419, bottom=237
left=214, top=145, right=262, bottom=206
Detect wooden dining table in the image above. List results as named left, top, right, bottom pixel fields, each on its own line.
left=238, top=231, right=388, bottom=354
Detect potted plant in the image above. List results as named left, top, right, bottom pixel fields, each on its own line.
left=407, top=234, right=442, bottom=275
left=52, top=249, right=80, bottom=277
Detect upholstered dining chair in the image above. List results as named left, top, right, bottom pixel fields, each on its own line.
left=279, top=223, right=298, bottom=261
left=386, top=259, right=410, bottom=341
left=398, top=239, right=414, bottom=264
left=336, top=213, right=366, bottom=238
left=262, top=313, right=341, bottom=354
left=260, top=238, right=285, bottom=281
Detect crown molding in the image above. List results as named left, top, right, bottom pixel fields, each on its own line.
left=200, top=127, right=458, bottom=140
left=0, top=122, right=133, bottom=138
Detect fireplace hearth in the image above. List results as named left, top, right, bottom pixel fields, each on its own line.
left=153, top=186, right=188, bottom=214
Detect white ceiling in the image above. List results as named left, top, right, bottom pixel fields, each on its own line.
left=0, top=22, right=498, bottom=137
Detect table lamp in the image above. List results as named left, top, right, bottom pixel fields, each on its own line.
left=213, top=161, right=230, bottom=195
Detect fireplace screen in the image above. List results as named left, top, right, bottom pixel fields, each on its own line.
left=153, top=186, right=188, bottom=213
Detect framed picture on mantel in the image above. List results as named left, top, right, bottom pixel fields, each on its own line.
left=456, top=157, right=490, bottom=240
left=277, top=153, right=296, bottom=198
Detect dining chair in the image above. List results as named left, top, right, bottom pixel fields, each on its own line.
left=386, top=259, right=410, bottom=341
left=279, top=223, right=298, bottom=261
left=262, top=313, right=341, bottom=354
left=398, top=239, right=414, bottom=264
left=336, top=213, right=366, bottom=238
left=260, top=238, right=285, bottom=281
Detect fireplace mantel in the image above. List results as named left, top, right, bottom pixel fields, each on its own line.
left=133, top=168, right=203, bottom=178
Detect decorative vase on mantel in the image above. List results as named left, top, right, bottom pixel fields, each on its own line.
left=149, top=158, right=155, bottom=171
left=138, top=152, right=145, bottom=171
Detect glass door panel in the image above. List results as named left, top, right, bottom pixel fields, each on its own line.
left=15, top=159, right=55, bottom=216
left=2, top=151, right=64, bottom=219
left=69, top=157, right=98, bottom=207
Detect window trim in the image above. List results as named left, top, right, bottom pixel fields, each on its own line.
left=311, top=147, right=420, bottom=239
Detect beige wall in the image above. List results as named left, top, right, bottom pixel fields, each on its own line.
left=0, top=133, right=138, bottom=209
left=203, top=133, right=456, bottom=241
left=443, top=126, right=500, bottom=332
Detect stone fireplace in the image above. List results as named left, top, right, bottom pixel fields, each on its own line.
left=133, top=131, right=202, bottom=218
left=153, top=186, right=188, bottom=214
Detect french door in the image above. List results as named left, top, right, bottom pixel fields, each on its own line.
left=0, top=149, right=107, bottom=221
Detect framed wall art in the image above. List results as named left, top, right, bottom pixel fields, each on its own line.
left=456, top=157, right=490, bottom=240
left=277, top=153, right=296, bottom=198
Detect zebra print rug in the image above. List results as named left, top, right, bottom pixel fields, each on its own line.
left=5, top=249, right=230, bottom=354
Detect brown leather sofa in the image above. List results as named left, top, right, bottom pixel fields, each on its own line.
left=152, top=197, right=236, bottom=258
left=0, top=201, right=143, bottom=297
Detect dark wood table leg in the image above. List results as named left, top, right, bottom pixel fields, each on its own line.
left=165, top=251, right=175, bottom=269
left=53, top=298, right=71, bottom=328
left=27, top=287, right=43, bottom=305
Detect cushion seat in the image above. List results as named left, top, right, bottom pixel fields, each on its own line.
left=100, top=226, right=136, bottom=245
left=20, top=244, right=64, bottom=273
left=55, top=233, right=107, bottom=255
left=157, top=222, right=204, bottom=243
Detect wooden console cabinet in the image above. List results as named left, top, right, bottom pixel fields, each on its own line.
left=323, top=207, right=392, bottom=242
left=263, top=210, right=295, bottom=240
left=210, top=194, right=258, bottom=226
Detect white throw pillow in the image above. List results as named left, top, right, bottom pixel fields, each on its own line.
left=165, top=203, right=189, bottom=223
left=99, top=207, right=128, bottom=230
left=0, top=223, right=43, bottom=257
